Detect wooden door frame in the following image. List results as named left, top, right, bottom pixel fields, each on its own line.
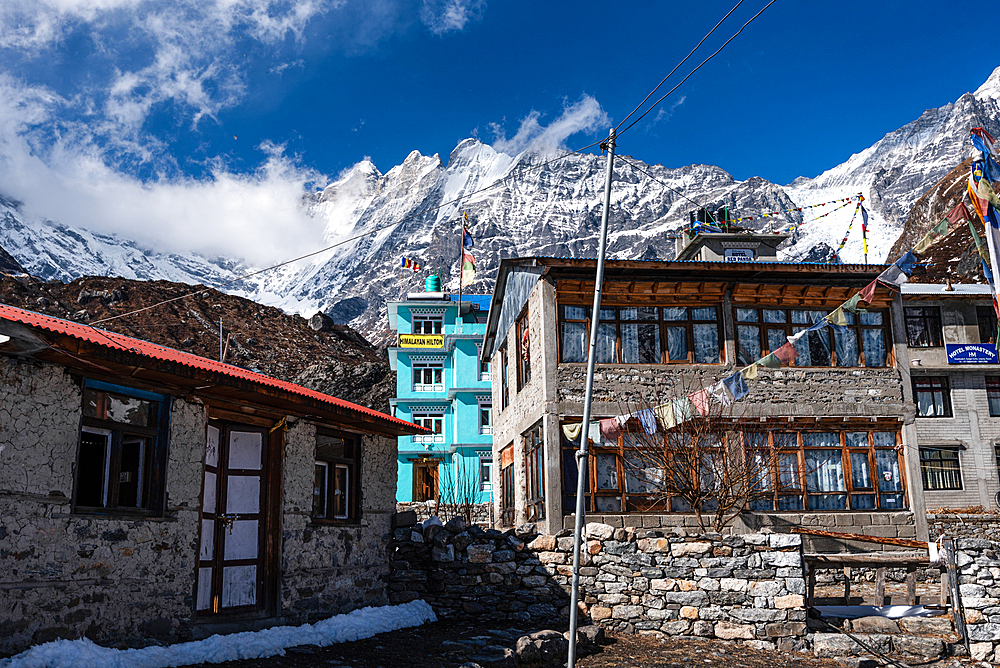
left=412, top=457, right=440, bottom=502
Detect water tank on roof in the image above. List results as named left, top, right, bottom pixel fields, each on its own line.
left=425, top=275, right=441, bottom=292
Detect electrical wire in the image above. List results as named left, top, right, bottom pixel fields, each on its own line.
left=614, top=0, right=745, bottom=134
left=90, top=138, right=605, bottom=326
left=617, top=0, right=778, bottom=138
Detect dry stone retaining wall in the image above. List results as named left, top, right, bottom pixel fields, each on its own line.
left=389, top=513, right=809, bottom=649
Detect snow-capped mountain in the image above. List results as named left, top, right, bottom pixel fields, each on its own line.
left=2, top=67, right=999, bottom=341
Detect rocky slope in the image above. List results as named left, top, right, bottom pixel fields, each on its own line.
left=0, top=275, right=395, bottom=411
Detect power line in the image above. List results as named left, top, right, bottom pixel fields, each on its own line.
left=614, top=0, right=745, bottom=134
left=617, top=0, right=778, bottom=138
left=91, top=138, right=605, bottom=326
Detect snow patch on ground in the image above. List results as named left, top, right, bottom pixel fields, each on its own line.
left=1, top=601, right=437, bottom=668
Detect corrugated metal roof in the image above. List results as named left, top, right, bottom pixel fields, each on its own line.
left=532, top=255, right=886, bottom=269
left=0, top=302, right=418, bottom=431
left=901, top=284, right=993, bottom=295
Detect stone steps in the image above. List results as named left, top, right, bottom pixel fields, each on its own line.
left=810, top=613, right=963, bottom=662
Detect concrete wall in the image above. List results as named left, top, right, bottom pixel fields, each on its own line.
left=0, top=356, right=402, bottom=654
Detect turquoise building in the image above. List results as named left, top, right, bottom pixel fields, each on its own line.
left=388, top=279, right=493, bottom=505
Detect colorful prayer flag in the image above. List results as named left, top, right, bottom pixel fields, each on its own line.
left=773, top=342, right=797, bottom=365
left=722, top=373, right=749, bottom=401
left=463, top=213, right=474, bottom=250
left=859, top=279, right=878, bottom=303
left=740, top=364, right=758, bottom=380
left=689, top=389, right=710, bottom=416
left=461, top=249, right=476, bottom=287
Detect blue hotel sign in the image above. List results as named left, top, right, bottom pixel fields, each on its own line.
left=946, top=343, right=999, bottom=364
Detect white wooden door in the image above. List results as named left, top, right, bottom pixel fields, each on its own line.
left=196, top=425, right=266, bottom=614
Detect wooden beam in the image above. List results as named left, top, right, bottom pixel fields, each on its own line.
left=792, top=526, right=928, bottom=549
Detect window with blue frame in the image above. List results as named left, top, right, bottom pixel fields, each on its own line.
left=412, top=360, right=444, bottom=391
left=479, top=400, right=493, bottom=435
left=411, top=411, right=445, bottom=444
left=75, top=381, right=170, bottom=514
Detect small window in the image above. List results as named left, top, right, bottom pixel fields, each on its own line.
left=478, top=451, right=493, bottom=492
left=988, top=378, right=1000, bottom=417
left=477, top=346, right=490, bottom=382
left=412, top=314, right=444, bottom=335
left=75, top=384, right=168, bottom=514
left=516, top=310, right=531, bottom=390
left=979, top=306, right=998, bottom=344
left=412, top=411, right=445, bottom=444
left=920, top=447, right=962, bottom=490
left=479, top=401, right=493, bottom=435
left=914, top=377, right=951, bottom=417
left=412, top=361, right=444, bottom=391
left=524, top=424, right=545, bottom=521
left=313, top=432, right=360, bottom=522
left=905, top=307, right=943, bottom=347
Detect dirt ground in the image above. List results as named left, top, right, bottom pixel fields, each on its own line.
left=178, top=619, right=851, bottom=668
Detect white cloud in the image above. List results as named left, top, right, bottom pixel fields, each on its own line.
left=651, top=95, right=686, bottom=126
left=420, top=0, right=485, bottom=35
left=0, top=76, right=327, bottom=266
left=489, top=95, right=610, bottom=155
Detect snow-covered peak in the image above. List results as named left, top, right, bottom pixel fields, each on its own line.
left=975, top=65, right=1000, bottom=101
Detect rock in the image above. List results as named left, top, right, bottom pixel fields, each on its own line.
left=467, top=544, right=495, bottom=563
left=528, top=535, right=556, bottom=551
left=514, top=523, right=537, bottom=537
left=590, top=606, right=612, bottom=621
left=765, top=621, right=806, bottom=638
left=767, top=534, right=802, bottom=548
left=970, top=642, right=993, bottom=661
left=466, top=646, right=515, bottom=668
left=445, top=516, right=468, bottom=533
left=774, top=594, right=805, bottom=609
left=585, top=523, right=615, bottom=540
left=671, top=542, right=712, bottom=557
left=514, top=636, right=539, bottom=664
left=897, top=616, right=952, bottom=635
left=309, top=312, right=336, bottom=331
left=713, top=621, right=755, bottom=640
left=893, top=635, right=944, bottom=659
left=848, top=616, right=899, bottom=634
left=692, top=620, right=714, bottom=637
left=392, top=510, right=418, bottom=528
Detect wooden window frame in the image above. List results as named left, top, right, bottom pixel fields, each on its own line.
left=734, top=306, right=891, bottom=368
left=556, top=303, right=724, bottom=365
left=560, top=422, right=907, bottom=514
left=913, top=377, right=952, bottom=418
left=499, top=444, right=515, bottom=527
left=312, top=430, right=361, bottom=524
left=516, top=310, right=531, bottom=391
left=904, top=306, right=943, bottom=348
left=499, top=344, right=509, bottom=411
left=524, top=424, right=545, bottom=521
left=74, top=381, right=170, bottom=516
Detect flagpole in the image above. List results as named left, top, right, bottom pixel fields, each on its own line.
left=568, top=127, right=615, bottom=668
left=457, top=216, right=464, bottom=332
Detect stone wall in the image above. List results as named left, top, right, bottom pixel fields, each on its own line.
left=954, top=537, right=1000, bottom=660
left=279, top=428, right=399, bottom=622
left=0, top=358, right=205, bottom=653
left=928, top=514, right=1000, bottom=541
left=389, top=514, right=808, bottom=649
left=556, top=364, right=906, bottom=417
left=396, top=501, right=494, bottom=527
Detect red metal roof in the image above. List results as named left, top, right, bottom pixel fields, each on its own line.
left=0, top=302, right=419, bottom=431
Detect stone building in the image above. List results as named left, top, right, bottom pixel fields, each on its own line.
left=481, top=255, right=927, bottom=540
left=0, top=303, right=421, bottom=654
left=896, top=283, right=1000, bottom=511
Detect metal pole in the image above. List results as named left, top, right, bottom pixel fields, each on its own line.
left=568, top=127, right=616, bottom=668
left=219, top=318, right=223, bottom=362
left=457, top=216, right=464, bottom=333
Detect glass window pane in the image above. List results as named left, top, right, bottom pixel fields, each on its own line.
left=803, top=432, right=840, bottom=447
left=665, top=326, right=687, bottom=362
left=595, top=453, right=619, bottom=490
left=767, top=328, right=786, bottom=354
left=737, top=325, right=761, bottom=365
left=835, top=329, right=859, bottom=367
left=623, top=324, right=661, bottom=363
left=691, top=307, right=717, bottom=321
left=621, top=307, right=658, bottom=321
left=845, top=432, right=868, bottom=448
left=805, top=449, right=845, bottom=492
left=778, top=495, right=804, bottom=510
left=860, top=311, right=883, bottom=326
left=876, top=450, right=902, bottom=491
left=778, top=453, right=800, bottom=490
left=808, top=494, right=847, bottom=510
left=852, top=494, right=876, bottom=509
left=596, top=496, right=621, bottom=512
left=596, top=323, right=616, bottom=363
left=599, top=308, right=616, bottom=321
left=763, top=309, right=786, bottom=323
left=624, top=450, right=662, bottom=493
left=873, top=432, right=896, bottom=448
left=736, top=308, right=758, bottom=323
left=850, top=452, right=872, bottom=489
left=863, top=329, right=886, bottom=367
left=693, top=324, right=719, bottom=363
left=562, top=305, right=587, bottom=320
left=561, top=322, right=586, bottom=362
left=880, top=493, right=905, bottom=509
left=663, top=307, right=688, bottom=321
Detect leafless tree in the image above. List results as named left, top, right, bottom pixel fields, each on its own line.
left=618, top=387, right=781, bottom=532
left=436, top=453, right=482, bottom=526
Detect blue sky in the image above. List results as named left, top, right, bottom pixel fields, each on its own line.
left=0, top=0, right=996, bottom=264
